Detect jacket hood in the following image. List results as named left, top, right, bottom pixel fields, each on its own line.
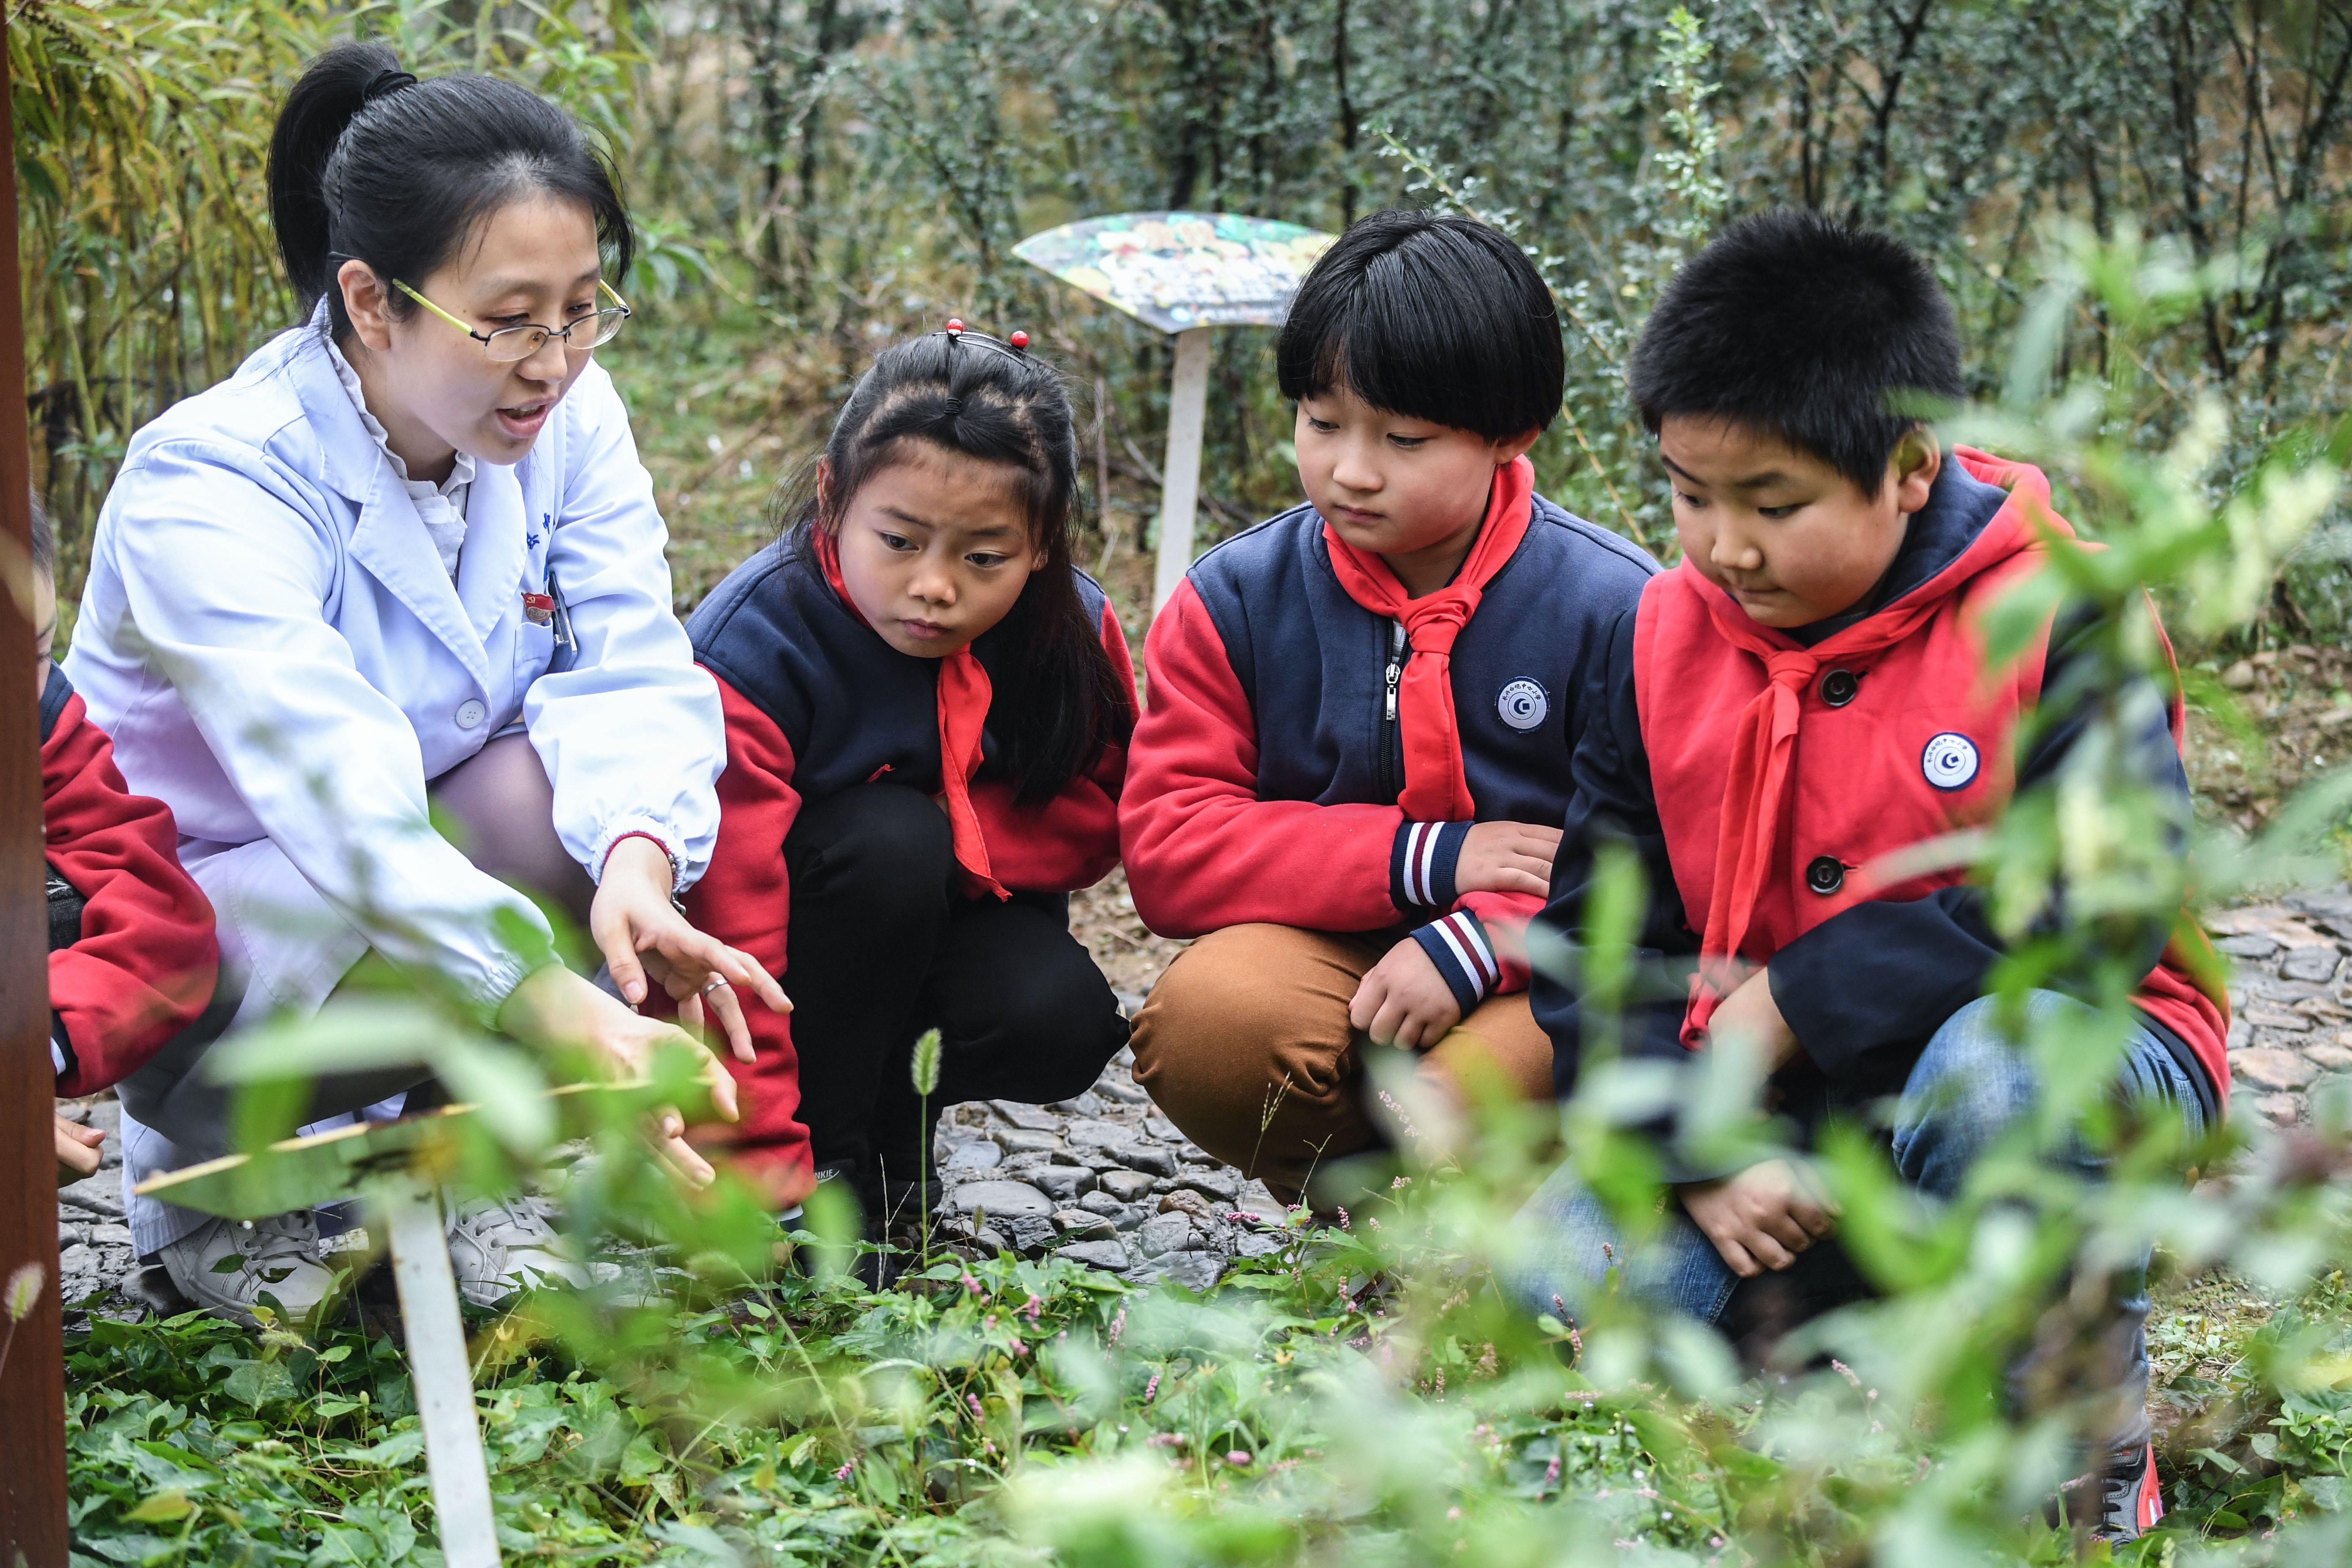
left=1770, top=446, right=2058, bottom=648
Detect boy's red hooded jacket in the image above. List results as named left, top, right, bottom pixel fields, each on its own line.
left=1535, top=452, right=2227, bottom=1118
left=43, top=668, right=220, bottom=1095
left=682, top=542, right=1134, bottom=1200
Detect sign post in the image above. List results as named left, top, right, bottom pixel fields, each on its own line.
left=136, top=1075, right=697, bottom=1568
left=1013, top=212, right=1334, bottom=612
left=141, top=1115, right=509, bottom=1568
left=0, top=15, right=74, bottom=1563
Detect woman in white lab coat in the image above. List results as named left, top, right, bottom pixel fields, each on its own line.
left=64, top=41, right=786, bottom=1322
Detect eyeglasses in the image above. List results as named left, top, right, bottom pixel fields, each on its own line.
left=394, top=278, right=632, bottom=361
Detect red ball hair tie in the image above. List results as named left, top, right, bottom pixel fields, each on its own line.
left=944, top=318, right=965, bottom=335
left=1009, top=330, right=1030, bottom=351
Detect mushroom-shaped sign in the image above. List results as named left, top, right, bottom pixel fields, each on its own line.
left=1015, top=212, right=1334, bottom=610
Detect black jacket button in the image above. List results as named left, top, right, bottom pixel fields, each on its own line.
left=1820, top=668, right=1859, bottom=707
left=1805, top=855, right=1846, bottom=895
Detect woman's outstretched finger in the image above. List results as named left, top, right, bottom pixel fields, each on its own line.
left=598, top=926, right=651, bottom=1008
left=697, top=1052, right=741, bottom=1121
left=713, top=945, right=789, bottom=1013
left=705, top=982, right=757, bottom=1062
left=648, top=1114, right=716, bottom=1187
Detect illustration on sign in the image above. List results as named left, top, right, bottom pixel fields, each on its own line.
left=1012, top=212, right=1335, bottom=334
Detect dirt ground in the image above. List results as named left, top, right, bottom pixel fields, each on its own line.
left=2185, top=644, right=2352, bottom=830
left=1068, top=868, right=1184, bottom=1003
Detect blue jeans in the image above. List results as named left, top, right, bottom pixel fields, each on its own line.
left=1513, top=991, right=2206, bottom=1447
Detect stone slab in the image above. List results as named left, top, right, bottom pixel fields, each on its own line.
left=1137, top=1212, right=1195, bottom=1258
left=1096, top=1170, right=1156, bottom=1203
left=949, top=1180, right=1055, bottom=1219
left=1058, top=1239, right=1133, bottom=1273
left=1149, top=1250, right=1226, bottom=1293
left=2232, top=1047, right=2318, bottom=1092
left=1029, top=1165, right=1097, bottom=1203
left=994, top=1128, right=1064, bottom=1155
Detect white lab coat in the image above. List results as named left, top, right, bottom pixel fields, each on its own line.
left=68, top=308, right=726, bottom=1247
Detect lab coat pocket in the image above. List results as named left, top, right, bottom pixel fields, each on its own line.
left=516, top=621, right=558, bottom=700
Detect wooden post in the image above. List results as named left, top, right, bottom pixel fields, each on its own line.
left=1150, top=327, right=1212, bottom=612
left=0, top=15, right=74, bottom=1565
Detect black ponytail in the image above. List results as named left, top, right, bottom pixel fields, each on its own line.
left=267, top=41, right=634, bottom=342
left=781, top=332, right=1135, bottom=805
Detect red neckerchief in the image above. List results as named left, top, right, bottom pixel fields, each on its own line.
left=1320, top=455, right=1534, bottom=823
left=1677, top=483, right=2040, bottom=1046
left=817, top=532, right=1008, bottom=899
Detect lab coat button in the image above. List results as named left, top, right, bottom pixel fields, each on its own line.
left=455, top=699, right=487, bottom=730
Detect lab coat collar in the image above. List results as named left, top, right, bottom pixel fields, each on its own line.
left=281, top=306, right=380, bottom=508
left=283, top=311, right=500, bottom=694
left=349, top=457, right=499, bottom=696
left=455, top=459, right=526, bottom=648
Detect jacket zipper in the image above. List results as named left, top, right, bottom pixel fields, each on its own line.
left=1379, top=619, right=1405, bottom=802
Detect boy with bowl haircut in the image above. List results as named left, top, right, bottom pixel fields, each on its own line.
left=1120, top=209, right=1658, bottom=1203
left=1516, top=208, right=2225, bottom=1542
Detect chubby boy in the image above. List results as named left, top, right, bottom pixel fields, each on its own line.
left=1516, top=210, right=2224, bottom=1543
left=1120, top=209, right=1658, bottom=1201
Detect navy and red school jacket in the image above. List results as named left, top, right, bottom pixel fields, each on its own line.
left=1121, top=473, right=1658, bottom=1010
left=1533, top=451, right=2227, bottom=1168
left=43, top=666, right=220, bottom=1095
left=683, top=544, right=1135, bottom=1198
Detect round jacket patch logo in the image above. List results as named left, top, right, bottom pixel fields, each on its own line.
left=1497, top=678, right=1548, bottom=732
left=1921, top=732, right=1980, bottom=791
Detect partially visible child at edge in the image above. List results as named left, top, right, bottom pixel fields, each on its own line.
left=1514, top=210, right=2225, bottom=1545
left=682, top=327, right=1135, bottom=1251
left=29, top=493, right=225, bottom=1185
left=1119, top=210, right=1659, bottom=1206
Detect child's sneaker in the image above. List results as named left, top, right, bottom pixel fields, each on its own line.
left=2089, top=1441, right=2165, bottom=1541
left=155, top=1211, right=338, bottom=1328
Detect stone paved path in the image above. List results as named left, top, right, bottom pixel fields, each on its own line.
left=50, top=1040, right=1283, bottom=1315
left=923, top=1041, right=1286, bottom=1290
left=62, top=879, right=2343, bottom=1315
left=52, top=1096, right=139, bottom=1315
left=2205, top=887, right=2352, bottom=1127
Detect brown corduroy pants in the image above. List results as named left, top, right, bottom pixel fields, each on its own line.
left=1129, top=923, right=1557, bottom=1203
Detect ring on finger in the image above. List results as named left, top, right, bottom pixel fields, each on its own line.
left=702, top=976, right=732, bottom=996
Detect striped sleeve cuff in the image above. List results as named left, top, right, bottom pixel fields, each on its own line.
left=1390, top=820, right=1473, bottom=912
left=1411, top=910, right=1501, bottom=1014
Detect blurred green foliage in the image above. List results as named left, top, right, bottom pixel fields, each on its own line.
left=54, top=221, right=2352, bottom=1565
left=24, top=3, right=2352, bottom=1564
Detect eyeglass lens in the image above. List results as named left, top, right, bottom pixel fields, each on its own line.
left=483, top=308, right=629, bottom=362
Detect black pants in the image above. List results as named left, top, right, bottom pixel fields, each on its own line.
left=784, top=784, right=1128, bottom=1219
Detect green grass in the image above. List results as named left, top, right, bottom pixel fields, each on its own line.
left=61, top=1209, right=2352, bottom=1567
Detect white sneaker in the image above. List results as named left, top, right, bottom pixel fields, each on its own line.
left=444, top=1195, right=587, bottom=1308
left=156, top=1212, right=340, bottom=1328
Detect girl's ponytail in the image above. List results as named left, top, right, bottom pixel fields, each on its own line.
left=267, top=41, right=401, bottom=317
